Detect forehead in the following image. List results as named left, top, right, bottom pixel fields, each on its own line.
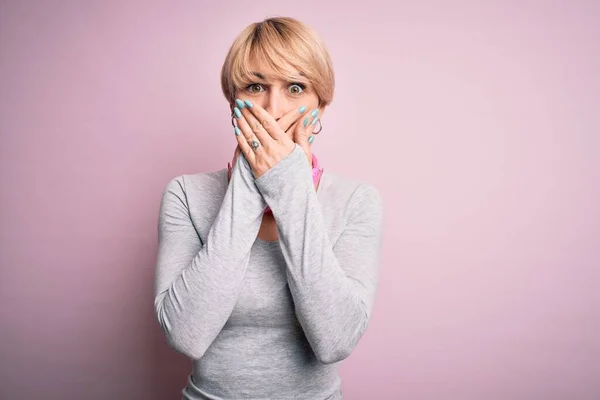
left=247, top=55, right=305, bottom=81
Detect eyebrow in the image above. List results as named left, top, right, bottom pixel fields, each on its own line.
left=251, top=71, right=307, bottom=81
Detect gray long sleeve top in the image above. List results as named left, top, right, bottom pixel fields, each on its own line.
left=154, top=144, right=384, bottom=400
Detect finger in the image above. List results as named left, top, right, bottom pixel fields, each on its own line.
left=293, top=117, right=310, bottom=145
left=241, top=99, right=285, bottom=141
left=302, top=108, right=320, bottom=130
left=303, top=108, right=320, bottom=143
left=233, top=105, right=264, bottom=161
left=277, top=105, right=309, bottom=133
left=234, top=102, right=274, bottom=149
left=234, top=124, right=256, bottom=165
left=289, top=117, right=311, bottom=164
left=233, top=104, right=265, bottom=151
left=287, top=118, right=300, bottom=140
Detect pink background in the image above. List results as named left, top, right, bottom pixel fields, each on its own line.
left=1, top=0, right=599, bottom=399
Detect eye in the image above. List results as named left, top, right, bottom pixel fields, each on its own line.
left=247, top=83, right=265, bottom=94
left=288, top=83, right=305, bottom=95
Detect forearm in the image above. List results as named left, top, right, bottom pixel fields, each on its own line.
left=255, top=145, right=383, bottom=364
left=154, top=154, right=266, bottom=359
left=276, top=199, right=370, bottom=364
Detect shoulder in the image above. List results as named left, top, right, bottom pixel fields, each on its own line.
left=320, top=171, right=383, bottom=214
left=161, top=168, right=228, bottom=208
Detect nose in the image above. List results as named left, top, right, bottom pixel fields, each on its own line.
left=264, top=91, right=286, bottom=120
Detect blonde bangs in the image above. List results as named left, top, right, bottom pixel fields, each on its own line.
left=231, top=41, right=300, bottom=89
left=221, top=17, right=334, bottom=106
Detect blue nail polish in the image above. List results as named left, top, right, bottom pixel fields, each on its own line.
left=303, top=116, right=310, bottom=127
left=234, top=107, right=242, bottom=118
left=308, top=135, right=315, bottom=143
left=244, top=99, right=253, bottom=108
left=311, top=117, right=319, bottom=126
left=235, top=99, right=245, bottom=109
left=298, top=105, right=307, bottom=113
left=310, top=109, right=319, bottom=118
left=234, top=126, right=241, bottom=136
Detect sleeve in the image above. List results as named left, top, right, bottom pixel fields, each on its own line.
left=153, top=154, right=267, bottom=360
left=254, top=144, right=384, bottom=364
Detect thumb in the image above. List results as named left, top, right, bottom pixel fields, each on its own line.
left=293, top=118, right=311, bottom=146
left=292, top=120, right=313, bottom=165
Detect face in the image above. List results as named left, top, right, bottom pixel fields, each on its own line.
left=234, top=61, right=323, bottom=139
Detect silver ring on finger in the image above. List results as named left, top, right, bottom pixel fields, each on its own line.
left=249, top=138, right=261, bottom=152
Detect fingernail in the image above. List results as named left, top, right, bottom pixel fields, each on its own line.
left=234, top=126, right=241, bottom=136
left=298, top=105, right=307, bottom=113
left=311, top=117, right=319, bottom=126
left=308, top=135, right=315, bottom=143
left=244, top=99, right=253, bottom=108
left=234, top=107, right=242, bottom=118
left=235, top=99, right=245, bottom=109
left=310, top=109, right=319, bottom=118
left=303, top=116, right=310, bottom=127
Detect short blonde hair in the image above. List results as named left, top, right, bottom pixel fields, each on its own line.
left=220, top=17, right=335, bottom=107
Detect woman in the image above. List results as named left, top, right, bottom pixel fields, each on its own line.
left=154, top=16, right=384, bottom=400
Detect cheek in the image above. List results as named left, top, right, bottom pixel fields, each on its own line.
left=305, top=94, right=320, bottom=109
